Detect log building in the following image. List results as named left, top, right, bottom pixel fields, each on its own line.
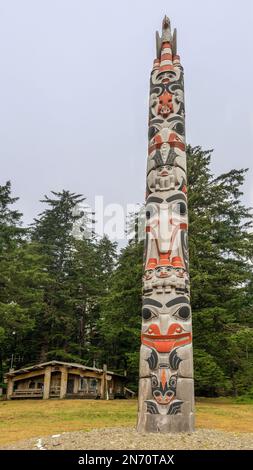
left=4, top=361, right=132, bottom=400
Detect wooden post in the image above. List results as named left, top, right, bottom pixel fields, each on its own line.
left=137, top=16, right=195, bottom=433
left=101, top=373, right=105, bottom=399
left=7, top=377, right=14, bottom=400
left=101, top=364, right=108, bottom=400
left=60, top=366, right=68, bottom=399
left=43, top=366, right=51, bottom=399
left=73, top=375, right=79, bottom=395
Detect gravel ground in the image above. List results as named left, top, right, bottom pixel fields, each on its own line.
left=2, top=427, right=253, bottom=450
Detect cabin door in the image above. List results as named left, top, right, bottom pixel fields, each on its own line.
left=67, top=378, right=74, bottom=394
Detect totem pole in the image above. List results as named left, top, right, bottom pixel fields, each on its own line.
left=137, top=16, right=194, bottom=433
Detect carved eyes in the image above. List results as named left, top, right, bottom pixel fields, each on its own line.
left=173, top=305, right=191, bottom=321
left=155, top=267, right=172, bottom=274
left=144, top=269, right=154, bottom=276
left=142, top=308, right=158, bottom=321
left=151, top=376, right=159, bottom=387
left=174, top=268, right=185, bottom=274
left=179, top=202, right=187, bottom=215
left=142, top=305, right=191, bottom=321
left=169, top=376, right=177, bottom=389
left=153, top=87, right=163, bottom=95
left=151, top=374, right=177, bottom=390
left=173, top=122, right=184, bottom=135
left=161, top=72, right=176, bottom=81
left=159, top=165, right=172, bottom=171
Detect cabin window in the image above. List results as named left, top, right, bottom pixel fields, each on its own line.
left=80, top=378, right=88, bottom=391
left=89, top=379, right=97, bottom=391
left=29, top=381, right=35, bottom=389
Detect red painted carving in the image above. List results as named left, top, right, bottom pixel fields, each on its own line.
left=141, top=323, right=191, bottom=353
left=158, top=91, right=173, bottom=117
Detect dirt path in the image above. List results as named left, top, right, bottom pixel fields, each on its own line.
left=2, top=427, right=253, bottom=450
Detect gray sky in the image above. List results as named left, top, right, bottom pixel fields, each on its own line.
left=0, top=0, right=253, bottom=226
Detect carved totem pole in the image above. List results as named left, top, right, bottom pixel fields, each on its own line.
left=137, top=16, right=195, bottom=433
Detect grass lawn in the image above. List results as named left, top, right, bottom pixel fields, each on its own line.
left=0, top=398, right=252, bottom=446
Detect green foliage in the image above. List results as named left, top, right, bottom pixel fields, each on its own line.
left=236, top=388, right=253, bottom=403
left=193, top=349, right=229, bottom=396
left=0, top=180, right=24, bottom=251
left=96, top=240, right=143, bottom=387
left=0, top=182, right=46, bottom=378
left=188, top=146, right=253, bottom=396
left=30, top=190, right=118, bottom=364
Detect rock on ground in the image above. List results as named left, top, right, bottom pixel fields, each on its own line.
left=2, top=427, right=253, bottom=450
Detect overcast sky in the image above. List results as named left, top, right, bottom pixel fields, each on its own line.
left=0, top=0, right=253, bottom=227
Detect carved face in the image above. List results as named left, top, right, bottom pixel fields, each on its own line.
left=145, top=198, right=188, bottom=256
left=156, top=164, right=173, bottom=177
left=149, top=75, right=184, bottom=117
left=174, top=267, right=185, bottom=278
left=147, top=146, right=186, bottom=176
left=151, top=370, right=177, bottom=405
left=155, top=265, right=173, bottom=278
left=158, top=91, right=173, bottom=118
left=149, top=129, right=185, bottom=156
left=152, top=68, right=181, bottom=85
left=144, top=268, right=155, bottom=281
left=149, top=86, right=184, bottom=121
left=142, top=322, right=192, bottom=353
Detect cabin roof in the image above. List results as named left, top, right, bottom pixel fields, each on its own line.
left=4, top=360, right=126, bottom=379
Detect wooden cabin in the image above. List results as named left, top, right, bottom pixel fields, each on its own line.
left=4, top=361, right=132, bottom=400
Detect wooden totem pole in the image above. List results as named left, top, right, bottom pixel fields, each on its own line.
left=137, top=16, right=195, bottom=433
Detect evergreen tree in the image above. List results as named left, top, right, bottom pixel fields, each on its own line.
left=68, top=235, right=117, bottom=365
left=30, top=190, right=86, bottom=362
left=30, top=191, right=118, bottom=366
left=98, top=239, right=143, bottom=387
left=0, top=181, right=24, bottom=251
left=187, top=146, right=253, bottom=395
left=32, top=190, right=86, bottom=273
left=0, top=182, right=45, bottom=381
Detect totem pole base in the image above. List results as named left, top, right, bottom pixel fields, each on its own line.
left=137, top=375, right=195, bottom=433
left=137, top=361, right=195, bottom=433
left=137, top=412, right=195, bottom=434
